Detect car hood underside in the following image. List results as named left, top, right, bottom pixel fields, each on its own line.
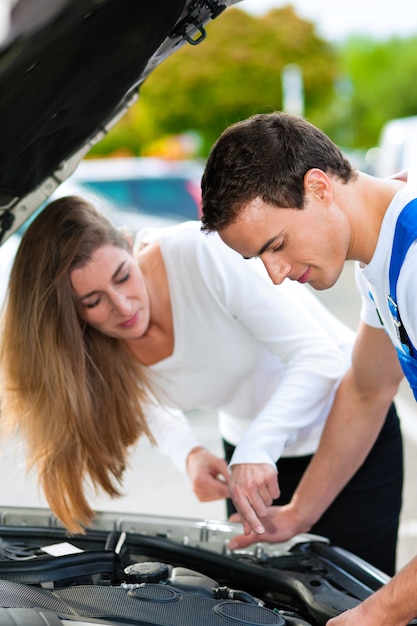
left=0, top=0, right=231, bottom=242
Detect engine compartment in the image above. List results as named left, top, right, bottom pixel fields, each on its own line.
left=0, top=507, right=392, bottom=626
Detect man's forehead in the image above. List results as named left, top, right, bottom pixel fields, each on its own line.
left=219, top=218, right=275, bottom=259
left=219, top=198, right=303, bottom=259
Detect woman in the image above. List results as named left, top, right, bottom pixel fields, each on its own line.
left=0, top=196, right=402, bottom=574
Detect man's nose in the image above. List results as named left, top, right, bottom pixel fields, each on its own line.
left=261, top=257, right=291, bottom=285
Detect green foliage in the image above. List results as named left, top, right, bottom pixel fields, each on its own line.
left=87, top=5, right=417, bottom=157
left=89, top=6, right=339, bottom=158
left=339, top=35, right=417, bottom=148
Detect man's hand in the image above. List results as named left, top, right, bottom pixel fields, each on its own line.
left=228, top=463, right=280, bottom=535
left=326, top=591, right=409, bottom=625
left=227, top=501, right=309, bottom=550
left=186, top=447, right=230, bottom=501
left=326, top=555, right=417, bottom=626
left=326, top=606, right=370, bottom=625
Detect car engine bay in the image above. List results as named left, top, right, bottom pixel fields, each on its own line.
left=0, top=507, right=392, bottom=626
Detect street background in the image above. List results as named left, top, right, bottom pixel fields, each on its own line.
left=1, top=261, right=416, bottom=573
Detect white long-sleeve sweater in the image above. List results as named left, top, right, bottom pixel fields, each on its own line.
left=136, top=221, right=354, bottom=474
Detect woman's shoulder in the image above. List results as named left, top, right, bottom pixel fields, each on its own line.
left=134, top=220, right=203, bottom=252
left=135, top=220, right=235, bottom=267
left=134, top=220, right=269, bottom=289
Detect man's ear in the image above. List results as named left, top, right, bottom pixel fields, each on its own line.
left=303, top=168, right=333, bottom=202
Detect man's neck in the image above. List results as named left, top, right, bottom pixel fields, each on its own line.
left=342, top=173, right=405, bottom=265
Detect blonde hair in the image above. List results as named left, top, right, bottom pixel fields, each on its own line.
left=0, top=196, right=154, bottom=533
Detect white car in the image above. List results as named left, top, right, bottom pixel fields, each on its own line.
left=375, top=115, right=417, bottom=177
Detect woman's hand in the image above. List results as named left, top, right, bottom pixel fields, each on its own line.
left=228, top=463, right=280, bottom=535
left=186, top=447, right=230, bottom=501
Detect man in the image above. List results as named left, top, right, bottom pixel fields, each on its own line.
left=201, top=111, right=417, bottom=625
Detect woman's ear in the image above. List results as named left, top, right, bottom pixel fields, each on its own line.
left=303, top=168, right=333, bottom=203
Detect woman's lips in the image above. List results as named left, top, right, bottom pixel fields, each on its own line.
left=119, top=311, right=139, bottom=328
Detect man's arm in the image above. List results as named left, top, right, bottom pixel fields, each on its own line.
left=214, top=264, right=349, bottom=534
left=327, top=556, right=417, bottom=625
left=286, top=322, right=403, bottom=531
left=228, top=322, right=403, bottom=547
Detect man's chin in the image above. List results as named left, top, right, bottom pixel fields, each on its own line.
left=308, top=276, right=338, bottom=291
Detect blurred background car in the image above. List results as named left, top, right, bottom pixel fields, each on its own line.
left=373, top=115, right=417, bottom=178
left=56, top=156, right=204, bottom=228
left=0, top=156, right=205, bottom=306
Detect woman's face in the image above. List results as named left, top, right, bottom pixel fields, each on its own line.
left=70, top=244, right=150, bottom=339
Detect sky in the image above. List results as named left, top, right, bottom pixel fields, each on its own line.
left=239, top=0, right=417, bottom=42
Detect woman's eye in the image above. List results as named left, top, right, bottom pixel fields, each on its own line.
left=84, top=297, right=101, bottom=309
left=117, top=271, right=130, bottom=284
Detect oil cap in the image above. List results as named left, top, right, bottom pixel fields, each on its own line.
left=124, top=561, right=170, bottom=584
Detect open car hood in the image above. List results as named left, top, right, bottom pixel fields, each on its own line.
left=0, top=505, right=391, bottom=626
left=0, top=0, right=237, bottom=244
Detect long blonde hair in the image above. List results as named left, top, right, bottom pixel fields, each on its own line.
left=0, top=196, right=154, bottom=533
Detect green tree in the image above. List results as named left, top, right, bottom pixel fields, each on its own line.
left=88, top=7, right=417, bottom=159
left=90, top=6, right=339, bottom=157
left=340, top=35, right=417, bottom=148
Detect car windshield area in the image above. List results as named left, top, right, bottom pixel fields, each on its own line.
left=82, top=176, right=201, bottom=220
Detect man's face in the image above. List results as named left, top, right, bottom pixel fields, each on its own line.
left=219, top=196, right=349, bottom=291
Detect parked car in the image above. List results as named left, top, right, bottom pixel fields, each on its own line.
left=64, top=156, right=204, bottom=219
left=1, top=155, right=203, bottom=305
left=54, top=156, right=205, bottom=231
left=0, top=1, right=402, bottom=624
left=374, top=115, right=417, bottom=178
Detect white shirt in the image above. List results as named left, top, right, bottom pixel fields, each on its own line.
left=137, top=221, right=354, bottom=474
left=356, top=175, right=417, bottom=351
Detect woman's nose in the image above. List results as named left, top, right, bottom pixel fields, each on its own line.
left=111, top=291, right=131, bottom=315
